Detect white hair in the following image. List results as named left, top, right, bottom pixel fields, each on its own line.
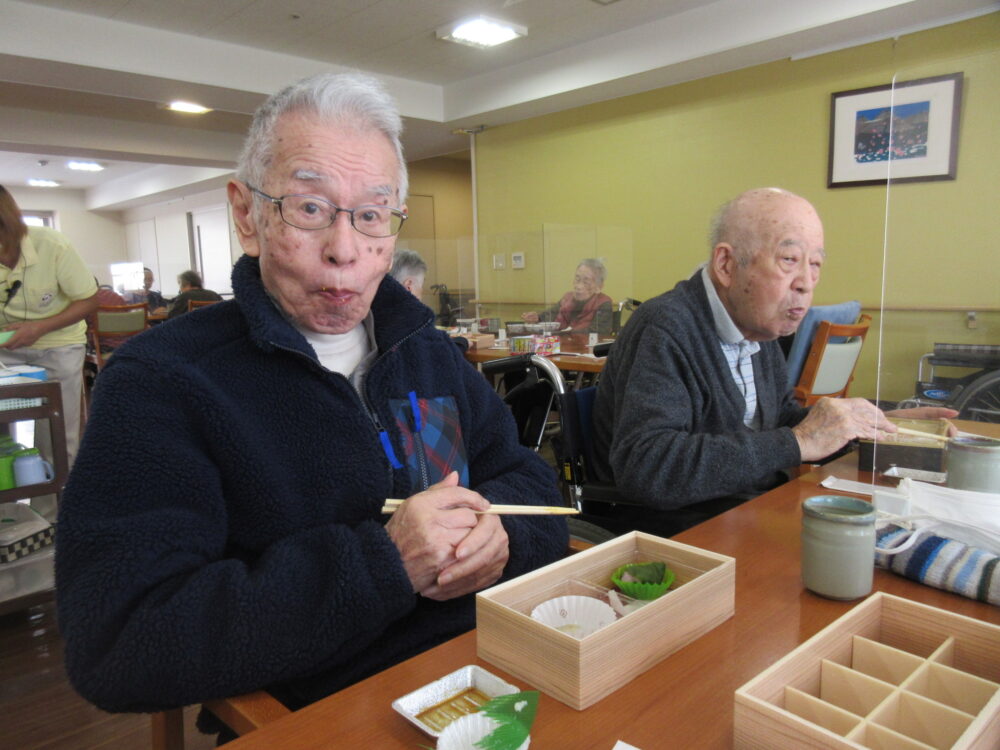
left=236, top=72, right=408, bottom=208
left=577, top=258, right=607, bottom=285
left=390, top=248, right=427, bottom=282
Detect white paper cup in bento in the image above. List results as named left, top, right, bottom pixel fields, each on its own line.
left=529, top=595, right=616, bottom=638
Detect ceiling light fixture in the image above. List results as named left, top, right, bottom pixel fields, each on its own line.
left=67, top=160, right=104, bottom=172
left=436, top=15, right=526, bottom=48
left=28, top=179, right=60, bottom=187
left=167, top=100, right=212, bottom=114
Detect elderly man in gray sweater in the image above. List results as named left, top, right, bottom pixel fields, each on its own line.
left=592, top=187, right=954, bottom=536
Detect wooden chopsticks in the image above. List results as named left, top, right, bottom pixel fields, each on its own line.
left=894, top=426, right=951, bottom=443
left=380, top=499, right=579, bottom=515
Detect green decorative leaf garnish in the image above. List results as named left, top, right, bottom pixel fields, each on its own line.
left=475, top=691, right=538, bottom=750
left=621, top=561, right=666, bottom=583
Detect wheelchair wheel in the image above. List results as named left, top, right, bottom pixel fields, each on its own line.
left=567, top=518, right=619, bottom=546
left=950, top=370, right=1000, bottom=423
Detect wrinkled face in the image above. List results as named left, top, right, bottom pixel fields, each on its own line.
left=572, top=264, right=601, bottom=301
left=715, top=195, right=825, bottom=341
left=230, top=112, right=403, bottom=334
left=143, top=269, right=153, bottom=290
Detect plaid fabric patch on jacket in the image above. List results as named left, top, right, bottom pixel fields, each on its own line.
left=390, top=391, right=470, bottom=491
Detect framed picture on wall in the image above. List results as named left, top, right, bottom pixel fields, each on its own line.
left=827, top=72, right=963, bottom=188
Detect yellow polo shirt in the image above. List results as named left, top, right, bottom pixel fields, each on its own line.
left=0, top=227, right=98, bottom=349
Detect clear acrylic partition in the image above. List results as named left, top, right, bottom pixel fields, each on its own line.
left=393, top=234, right=477, bottom=328
left=877, top=43, right=1000, bottom=437
left=476, top=225, right=635, bottom=338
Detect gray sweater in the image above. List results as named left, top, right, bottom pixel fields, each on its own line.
left=592, top=272, right=807, bottom=511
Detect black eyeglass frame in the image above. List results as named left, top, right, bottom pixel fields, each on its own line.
left=246, top=184, right=407, bottom=238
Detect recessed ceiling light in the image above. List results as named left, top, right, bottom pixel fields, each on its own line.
left=167, top=100, right=212, bottom=114
left=436, top=15, right=527, bottom=48
left=28, top=179, right=60, bottom=187
left=67, top=160, right=104, bottom=172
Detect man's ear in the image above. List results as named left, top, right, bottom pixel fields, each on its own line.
left=401, top=277, right=415, bottom=293
left=710, top=243, right=736, bottom=290
left=228, top=181, right=261, bottom=258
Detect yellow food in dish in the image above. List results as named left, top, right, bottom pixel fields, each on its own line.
left=416, top=686, right=491, bottom=732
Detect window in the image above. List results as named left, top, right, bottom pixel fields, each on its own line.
left=20, top=211, right=54, bottom=228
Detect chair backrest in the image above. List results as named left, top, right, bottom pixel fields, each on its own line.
left=188, top=298, right=220, bottom=312
left=95, top=303, right=148, bottom=334
left=793, top=314, right=871, bottom=407
left=785, top=301, right=862, bottom=388
left=88, top=302, right=149, bottom=371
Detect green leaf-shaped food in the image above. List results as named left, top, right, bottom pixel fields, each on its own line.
left=620, top=561, right=666, bottom=584
left=475, top=691, right=539, bottom=750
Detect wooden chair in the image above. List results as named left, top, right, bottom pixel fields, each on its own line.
left=187, top=298, right=220, bottom=312
left=152, top=692, right=291, bottom=750
left=792, top=314, right=872, bottom=407
left=86, top=303, right=149, bottom=373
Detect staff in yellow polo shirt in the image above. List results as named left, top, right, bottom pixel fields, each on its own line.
left=0, top=186, right=98, bottom=518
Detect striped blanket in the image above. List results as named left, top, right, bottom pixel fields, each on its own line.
left=876, top=524, right=1000, bottom=606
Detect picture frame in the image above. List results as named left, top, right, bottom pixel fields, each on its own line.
left=827, top=72, right=963, bottom=188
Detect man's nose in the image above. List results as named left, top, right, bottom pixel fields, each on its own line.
left=323, top=212, right=360, bottom=265
left=793, top=262, right=817, bottom=294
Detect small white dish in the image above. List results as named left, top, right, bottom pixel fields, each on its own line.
left=436, top=713, right=530, bottom=750
left=392, top=665, right=520, bottom=738
left=529, top=595, right=617, bottom=638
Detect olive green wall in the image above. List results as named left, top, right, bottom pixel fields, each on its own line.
left=474, top=13, right=1000, bottom=401
left=401, top=156, right=475, bottom=294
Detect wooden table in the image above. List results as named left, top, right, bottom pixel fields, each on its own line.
left=463, top=332, right=611, bottom=375
left=226, top=423, right=1000, bottom=749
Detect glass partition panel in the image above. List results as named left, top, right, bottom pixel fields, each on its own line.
left=879, top=39, right=1000, bottom=430
left=477, top=226, right=635, bottom=338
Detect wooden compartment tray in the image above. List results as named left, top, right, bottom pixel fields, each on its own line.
left=476, top=531, right=735, bottom=710
left=735, top=592, right=1000, bottom=749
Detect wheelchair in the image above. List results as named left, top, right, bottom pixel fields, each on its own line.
left=480, top=351, right=626, bottom=545
left=896, top=343, right=1000, bottom=423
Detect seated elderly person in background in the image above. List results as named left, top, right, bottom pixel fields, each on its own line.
left=592, top=187, right=954, bottom=537
left=124, top=267, right=169, bottom=313
left=390, top=248, right=428, bottom=299
left=57, top=72, right=567, bottom=735
left=165, top=269, right=223, bottom=318
left=522, top=258, right=613, bottom=333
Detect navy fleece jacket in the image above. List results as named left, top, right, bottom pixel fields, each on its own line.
left=57, top=255, right=566, bottom=712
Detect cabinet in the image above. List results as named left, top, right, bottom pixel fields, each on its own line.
left=0, top=380, right=68, bottom=615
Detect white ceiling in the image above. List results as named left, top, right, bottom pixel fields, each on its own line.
left=1, top=0, right=996, bottom=210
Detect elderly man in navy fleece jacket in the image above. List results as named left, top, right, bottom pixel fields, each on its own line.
left=56, top=72, right=567, bottom=731
left=592, top=187, right=955, bottom=536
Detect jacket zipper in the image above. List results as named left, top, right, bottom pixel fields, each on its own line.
left=269, top=341, right=396, bottom=487
left=267, top=313, right=434, bottom=490
left=408, top=391, right=430, bottom=491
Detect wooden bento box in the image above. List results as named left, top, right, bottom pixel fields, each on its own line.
left=857, top=418, right=949, bottom=473
left=476, top=531, right=735, bottom=710
left=734, top=593, right=1000, bottom=750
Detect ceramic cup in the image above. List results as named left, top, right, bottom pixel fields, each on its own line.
left=801, top=495, right=876, bottom=601
left=13, top=449, right=54, bottom=487
left=946, top=436, right=1000, bottom=493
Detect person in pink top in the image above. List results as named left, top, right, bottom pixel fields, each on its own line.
left=521, top=258, right=613, bottom=333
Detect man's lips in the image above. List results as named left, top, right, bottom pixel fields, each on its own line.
left=317, top=288, right=356, bottom=305
left=786, top=307, right=806, bottom=319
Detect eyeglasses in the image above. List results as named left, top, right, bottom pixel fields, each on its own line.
left=247, top=185, right=407, bottom=238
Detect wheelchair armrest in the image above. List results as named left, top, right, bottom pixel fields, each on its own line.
left=580, top=481, right=643, bottom=506
left=480, top=354, right=533, bottom=377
